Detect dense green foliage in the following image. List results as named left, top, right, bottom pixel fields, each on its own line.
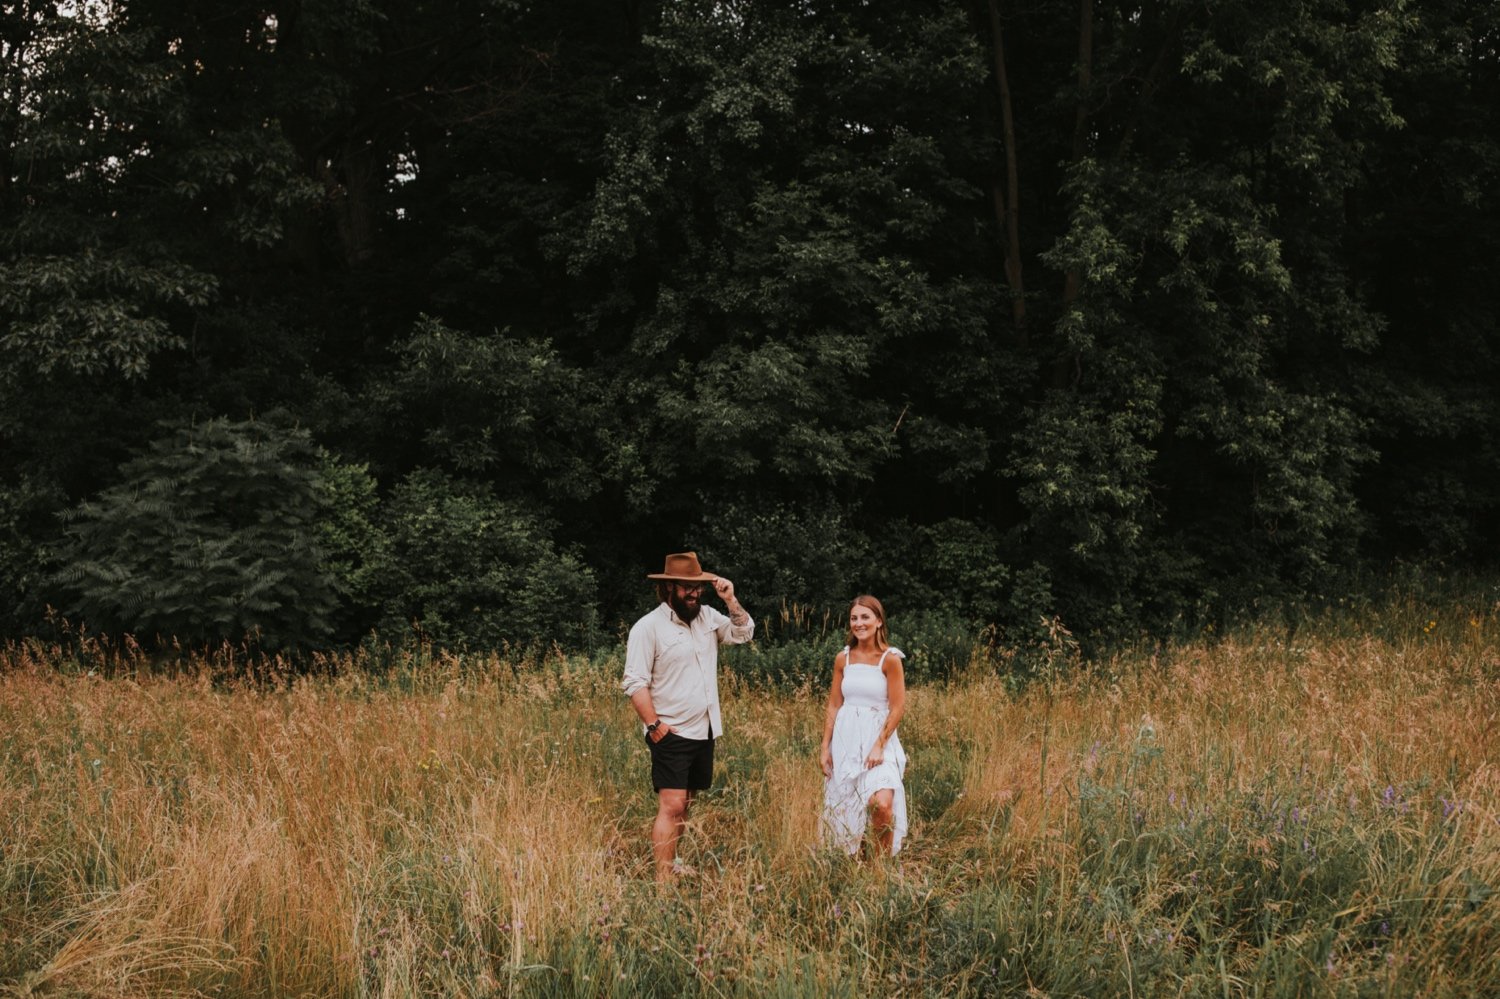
left=52, top=417, right=340, bottom=649
left=2, top=0, right=1497, bottom=650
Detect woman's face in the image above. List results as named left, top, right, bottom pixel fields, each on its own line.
left=849, top=604, right=881, bottom=643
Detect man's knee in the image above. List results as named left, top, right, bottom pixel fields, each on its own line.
left=657, top=789, right=689, bottom=821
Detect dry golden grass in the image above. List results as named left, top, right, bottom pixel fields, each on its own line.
left=1, top=615, right=1496, bottom=996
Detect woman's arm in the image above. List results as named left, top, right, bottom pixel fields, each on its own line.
left=865, top=653, right=906, bottom=768
left=819, top=650, right=847, bottom=777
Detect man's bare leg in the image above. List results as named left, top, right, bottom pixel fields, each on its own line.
left=652, top=789, right=693, bottom=882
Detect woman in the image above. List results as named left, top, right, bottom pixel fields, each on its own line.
left=820, top=594, right=908, bottom=856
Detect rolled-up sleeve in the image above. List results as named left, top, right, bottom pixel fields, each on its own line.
left=622, top=617, right=655, bottom=697
left=716, top=610, right=754, bottom=646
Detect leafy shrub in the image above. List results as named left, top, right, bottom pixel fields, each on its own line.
left=0, top=474, right=64, bottom=636
left=695, top=499, right=874, bottom=613
left=371, top=470, right=598, bottom=650
left=316, top=458, right=389, bottom=640
left=880, top=518, right=1011, bottom=624
left=52, top=416, right=339, bottom=649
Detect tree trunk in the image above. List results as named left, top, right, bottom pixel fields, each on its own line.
left=984, top=0, right=1026, bottom=345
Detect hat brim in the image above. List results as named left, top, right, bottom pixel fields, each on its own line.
left=647, top=572, right=720, bottom=582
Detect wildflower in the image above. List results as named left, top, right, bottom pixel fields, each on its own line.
left=833, top=904, right=842, bottom=918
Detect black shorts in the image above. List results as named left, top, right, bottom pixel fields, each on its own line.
left=646, top=731, right=714, bottom=793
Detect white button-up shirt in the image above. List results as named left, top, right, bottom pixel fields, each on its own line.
left=621, top=601, right=754, bottom=739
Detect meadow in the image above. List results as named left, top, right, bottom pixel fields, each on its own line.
left=1, top=597, right=1496, bottom=998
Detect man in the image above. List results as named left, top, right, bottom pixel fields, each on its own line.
left=622, top=551, right=754, bottom=882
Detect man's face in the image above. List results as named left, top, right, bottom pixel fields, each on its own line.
left=669, top=582, right=705, bottom=622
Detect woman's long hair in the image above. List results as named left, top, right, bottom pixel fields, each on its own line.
left=845, top=594, right=889, bottom=650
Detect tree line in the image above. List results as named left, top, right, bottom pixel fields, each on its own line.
left=2, top=0, right=1496, bottom=653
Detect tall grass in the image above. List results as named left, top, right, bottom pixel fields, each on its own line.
left=1, top=599, right=1497, bottom=997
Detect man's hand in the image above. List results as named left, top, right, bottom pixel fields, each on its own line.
left=650, top=721, right=673, bottom=743
left=712, top=577, right=735, bottom=602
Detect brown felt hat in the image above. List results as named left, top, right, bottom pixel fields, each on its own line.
left=646, top=552, right=720, bottom=582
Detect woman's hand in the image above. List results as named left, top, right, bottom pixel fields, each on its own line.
left=819, top=745, right=833, bottom=778
left=864, top=742, right=885, bottom=769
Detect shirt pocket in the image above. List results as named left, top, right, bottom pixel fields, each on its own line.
left=657, top=631, right=691, bottom=664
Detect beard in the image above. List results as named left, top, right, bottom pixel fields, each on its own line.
left=669, top=590, right=702, bottom=623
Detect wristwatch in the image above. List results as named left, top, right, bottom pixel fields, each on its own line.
left=646, top=720, right=662, bottom=736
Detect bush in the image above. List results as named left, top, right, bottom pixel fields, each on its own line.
left=316, top=458, right=389, bottom=641
left=694, top=499, right=874, bottom=613
left=371, top=470, right=598, bottom=650
left=52, top=416, right=339, bottom=649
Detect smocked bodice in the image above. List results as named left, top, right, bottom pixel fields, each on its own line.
left=840, top=661, right=892, bottom=710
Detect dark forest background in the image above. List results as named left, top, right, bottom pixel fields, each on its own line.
left=2, top=0, right=1497, bottom=654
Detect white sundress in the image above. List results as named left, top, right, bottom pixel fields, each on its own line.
left=823, top=646, right=908, bottom=855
